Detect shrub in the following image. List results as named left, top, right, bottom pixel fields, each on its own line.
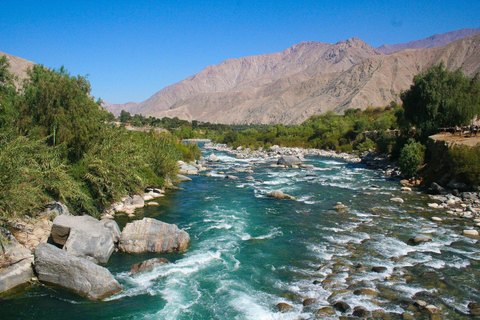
left=449, top=146, right=480, bottom=186
left=398, top=139, right=425, bottom=178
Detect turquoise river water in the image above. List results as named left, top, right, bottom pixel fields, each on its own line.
left=2, top=147, right=480, bottom=319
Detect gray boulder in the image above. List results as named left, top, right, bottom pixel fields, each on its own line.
left=277, top=156, right=302, bottom=166
left=118, top=218, right=190, bottom=253
left=99, top=219, right=121, bottom=243
left=51, top=215, right=118, bottom=264
left=0, top=228, right=34, bottom=293
left=34, top=243, right=122, bottom=300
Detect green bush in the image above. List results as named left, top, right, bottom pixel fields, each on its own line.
left=398, top=139, right=425, bottom=178
left=449, top=146, right=480, bottom=186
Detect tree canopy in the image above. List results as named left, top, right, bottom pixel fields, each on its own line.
left=401, top=63, right=480, bottom=140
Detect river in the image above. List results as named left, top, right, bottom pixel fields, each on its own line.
left=3, top=147, right=480, bottom=319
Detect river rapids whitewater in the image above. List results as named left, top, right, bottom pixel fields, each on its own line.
left=3, top=146, right=480, bottom=319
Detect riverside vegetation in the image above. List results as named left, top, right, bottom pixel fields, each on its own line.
left=0, top=55, right=200, bottom=223
left=125, top=63, right=480, bottom=188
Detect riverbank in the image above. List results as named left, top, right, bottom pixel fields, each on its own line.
left=2, top=143, right=480, bottom=318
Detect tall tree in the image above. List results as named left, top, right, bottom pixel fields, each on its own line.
left=401, top=63, right=480, bottom=140
left=18, top=65, right=106, bottom=161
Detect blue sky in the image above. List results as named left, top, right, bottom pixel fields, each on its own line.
left=1, top=0, right=479, bottom=104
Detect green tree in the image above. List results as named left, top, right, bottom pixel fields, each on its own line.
left=0, top=56, right=18, bottom=132
left=398, top=139, right=425, bottom=178
left=401, top=63, right=480, bottom=140
left=18, top=65, right=106, bottom=161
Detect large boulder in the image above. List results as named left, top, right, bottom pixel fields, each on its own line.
left=0, top=228, right=34, bottom=293
left=267, top=190, right=296, bottom=201
left=34, top=243, right=122, bottom=300
left=277, top=156, right=302, bottom=166
left=118, top=218, right=190, bottom=253
left=51, top=215, right=118, bottom=264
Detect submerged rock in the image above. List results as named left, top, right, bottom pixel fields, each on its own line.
left=178, top=174, right=192, bottom=182
left=130, top=258, right=170, bottom=275
left=267, top=190, right=296, bottom=201
left=277, top=302, right=293, bottom=313
left=407, top=234, right=432, bottom=246
left=353, top=306, right=368, bottom=317
left=371, top=266, right=387, bottom=273
left=277, top=156, right=302, bottom=166
left=333, top=301, right=351, bottom=313
left=333, top=203, right=348, bottom=210
left=119, top=218, right=190, bottom=253
left=34, top=243, right=122, bottom=300
left=469, top=302, right=480, bottom=316
left=315, top=307, right=337, bottom=317
left=390, top=197, right=404, bottom=204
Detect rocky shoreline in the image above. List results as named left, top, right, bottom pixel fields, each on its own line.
left=0, top=195, right=191, bottom=299
left=2, top=141, right=480, bottom=317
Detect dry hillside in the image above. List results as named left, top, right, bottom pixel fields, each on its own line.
left=111, top=34, right=480, bottom=125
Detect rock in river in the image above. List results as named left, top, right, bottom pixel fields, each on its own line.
left=118, top=218, right=190, bottom=253
left=51, top=215, right=118, bottom=264
left=407, top=234, right=432, bottom=245
left=277, top=156, right=302, bottom=166
left=130, top=258, right=170, bottom=275
left=267, top=190, right=296, bottom=201
left=0, top=228, right=34, bottom=293
left=34, top=243, right=122, bottom=300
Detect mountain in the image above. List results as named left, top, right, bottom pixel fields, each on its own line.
left=377, top=27, right=480, bottom=54
left=123, top=38, right=382, bottom=123
left=108, top=33, right=480, bottom=125
left=0, top=50, right=35, bottom=85
left=101, top=101, right=139, bottom=117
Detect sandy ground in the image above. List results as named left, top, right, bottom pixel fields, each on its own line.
left=430, top=132, right=480, bottom=147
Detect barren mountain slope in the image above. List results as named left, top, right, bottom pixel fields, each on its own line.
left=0, top=50, right=35, bottom=85
left=129, top=38, right=382, bottom=117
left=123, top=34, right=480, bottom=125
left=377, top=27, right=480, bottom=54
left=102, top=101, right=139, bottom=117
left=262, top=33, right=480, bottom=124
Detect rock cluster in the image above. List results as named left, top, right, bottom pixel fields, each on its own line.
left=178, top=160, right=209, bottom=175
left=204, top=143, right=361, bottom=163
left=1, top=202, right=190, bottom=301
left=108, top=188, right=165, bottom=217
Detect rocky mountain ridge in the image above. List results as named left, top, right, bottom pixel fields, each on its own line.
left=110, top=33, right=480, bottom=124
left=377, top=27, right=480, bottom=54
